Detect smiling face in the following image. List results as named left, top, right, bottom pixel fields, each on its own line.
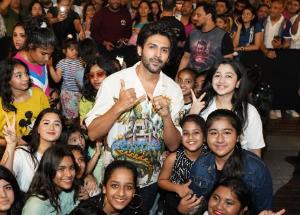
left=177, top=70, right=195, bottom=97
left=53, top=156, right=76, bottom=190
left=103, top=168, right=135, bottom=214
left=212, top=64, right=240, bottom=98
left=38, top=112, right=62, bottom=144
left=13, top=26, right=26, bottom=50
left=208, top=185, right=244, bottom=215
left=207, top=117, right=238, bottom=160
left=0, top=179, right=15, bottom=213
left=138, top=34, right=170, bottom=74
left=182, top=121, right=204, bottom=153
left=9, top=64, right=30, bottom=92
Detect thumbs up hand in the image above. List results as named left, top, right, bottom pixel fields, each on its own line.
left=116, top=79, right=145, bottom=112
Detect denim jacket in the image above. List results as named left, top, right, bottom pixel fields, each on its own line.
left=190, top=150, right=273, bottom=213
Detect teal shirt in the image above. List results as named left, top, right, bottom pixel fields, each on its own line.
left=22, top=190, right=78, bottom=215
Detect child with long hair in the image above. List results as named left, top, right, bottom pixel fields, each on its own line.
left=51, top=36, right=84, bottom=124
left=79, top=56, right=116, bottom=184
left=190, top=59, right=265, bottom=157
left=22, top=145, right=79, bottom=214
left=205, top=177, right=286, bottom=215
left=68, top=145, right=100, bottom=200
left=205, top=177, right=251, bottom=215
left=14, top=17, right=56, bottom=97
left=0, top=58, right=49, bottom=146
left=1, top=108, right=63, bottom=192
left=70, top=160, right=143, bottom=215
left=0, top=165, right=24, bottom=215
left=158, top=114, right=206, bottom=214
left=80, top=55, right=116, bottom=125
left=178, top=109, right=273, bottom=214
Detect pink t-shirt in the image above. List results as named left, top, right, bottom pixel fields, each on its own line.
left=14, top=52, right=50, bottom=96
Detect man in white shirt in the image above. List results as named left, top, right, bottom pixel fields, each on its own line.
left=261, top=0, right=291, bottom=58
left=85, top=22, right=184, bottom=213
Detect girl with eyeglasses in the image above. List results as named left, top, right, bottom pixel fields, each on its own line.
left=80, top=56, right=116, bottom=126
left=79, top=55, right=116, bottom=184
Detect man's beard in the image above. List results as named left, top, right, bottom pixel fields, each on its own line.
left=141, top=56, right=165, bottom=74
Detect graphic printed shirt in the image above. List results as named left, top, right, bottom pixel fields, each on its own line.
left=85, top=62, right=184, bottom=187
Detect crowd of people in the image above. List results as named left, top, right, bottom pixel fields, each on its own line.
left=0, top=0, right=299, bottom=214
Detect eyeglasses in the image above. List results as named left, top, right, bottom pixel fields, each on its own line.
left=87, top=70, right=106, bottom=79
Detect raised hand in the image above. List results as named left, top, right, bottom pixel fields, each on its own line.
left=3, top=113, right=17, bottom=146
left=116, top=79, right=145, bottom=112
left=1, top=113, right=17, bottom=166
left=152, top=95, right=171, bottom=118
left=95, top=141, right=103, bottom=157
left=234, top=17, right=242, bottom=29
left=189, top=90, right=206, bottom=114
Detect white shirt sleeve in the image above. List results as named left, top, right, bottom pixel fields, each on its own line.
left=241, top=104, right=265, bottom=150
left=12, top=149, right=21, bottom=177
left=84, top=77, right=118, bottom=127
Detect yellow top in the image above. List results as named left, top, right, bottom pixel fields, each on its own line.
left=0, top=87, right=49, bottom=138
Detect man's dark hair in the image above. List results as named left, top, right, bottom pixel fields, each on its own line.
left=196, top=2, right=217, bottom=22
left=136, top=21, right=176, bottom=57
left=162, top=0, right=175, bottom=11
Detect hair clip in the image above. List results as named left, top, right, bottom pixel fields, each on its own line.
left=40, top=21, right=47, bottom=28
left=67, top=34, right=73, bottom=39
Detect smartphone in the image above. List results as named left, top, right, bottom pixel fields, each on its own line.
left=59, top=6, right=66, bottom=13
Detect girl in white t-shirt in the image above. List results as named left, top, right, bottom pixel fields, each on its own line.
left=190, top=59, right=265, bottom=157
left=1, top=108, right=63, bottom=192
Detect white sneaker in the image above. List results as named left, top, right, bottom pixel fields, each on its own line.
left=269, top=110, right=282, bottom=119
left=286, top=110, right=300, bottom=118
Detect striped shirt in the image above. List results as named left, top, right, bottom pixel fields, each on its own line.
left=56, top=58, right=84, bottom=92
